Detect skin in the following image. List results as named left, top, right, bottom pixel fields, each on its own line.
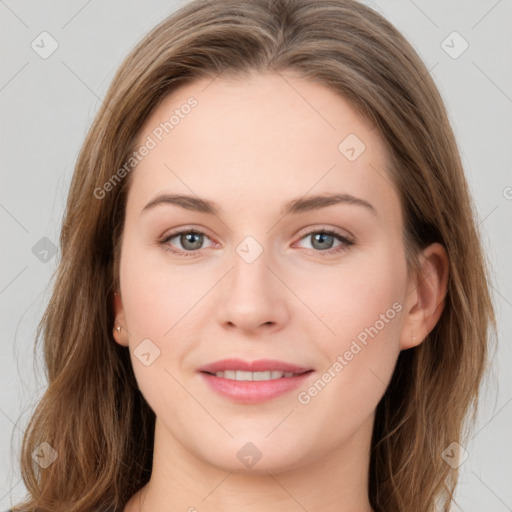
left=112, top=71, right=448, bottom=512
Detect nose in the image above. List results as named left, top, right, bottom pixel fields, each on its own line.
left=216, top=244, right=290, bottom=334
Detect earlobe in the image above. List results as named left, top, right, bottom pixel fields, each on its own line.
left=400, top=243, right=449, bottom=350
left=112, top=291, right=129, bottom=347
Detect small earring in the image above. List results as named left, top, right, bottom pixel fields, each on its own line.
left=115, top=324, right=121, bottom=332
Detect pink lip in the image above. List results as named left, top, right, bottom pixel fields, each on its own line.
left=197, top=358, right=312, bottom=374
left=197, top=358, right=314, bottom=404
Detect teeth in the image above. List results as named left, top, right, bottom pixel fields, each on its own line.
left=212, top=370, right=298, bottom=381
left=254, top=371, right=272, bottom=381
left=236, top=370, right=254, bottom=381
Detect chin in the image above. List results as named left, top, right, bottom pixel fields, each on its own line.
left=192, top=436, right=311, bottom=475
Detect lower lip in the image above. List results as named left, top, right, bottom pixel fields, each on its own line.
left=199, top=371, right=314, bottom=403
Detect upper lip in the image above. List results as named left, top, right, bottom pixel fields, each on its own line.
left=198, top=358, right=313, bottom=374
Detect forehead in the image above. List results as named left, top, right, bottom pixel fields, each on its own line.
left=127, top=72, right=400, bottom=225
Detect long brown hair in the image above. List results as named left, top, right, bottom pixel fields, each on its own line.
left=12, top=1, right=495, bottom=511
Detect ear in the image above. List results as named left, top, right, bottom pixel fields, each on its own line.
left=112, top=291, right=129, bottom=347
left=400, top=242, right=449, bottom=350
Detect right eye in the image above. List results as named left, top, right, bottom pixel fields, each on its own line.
left=160, top=229, right=216, bottom=257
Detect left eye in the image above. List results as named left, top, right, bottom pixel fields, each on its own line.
left=294, top=230, right=353, bottom=253
left=160, top=228, right=353, bottom=256
left=162, top=230, right=215, bottom=254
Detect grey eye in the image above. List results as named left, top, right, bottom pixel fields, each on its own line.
left=309, top=232, right=336, bottom=251
left=177, top=232, right=204, bottom=251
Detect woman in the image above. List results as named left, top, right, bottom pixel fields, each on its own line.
left=10, top=0, right=495, bottom=511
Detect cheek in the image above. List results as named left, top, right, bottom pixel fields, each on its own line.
left=118, top=235, right=224, bottom=400
left=293, top=245, right=406, bottom=413
left=118, top=242, right=197, bottom=410
left=119, top=236, right=208, bottom=340
left=292, top=241, right=406, bottom=352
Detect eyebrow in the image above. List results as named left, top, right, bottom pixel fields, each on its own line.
left=141, top=193, right=377, bottom=217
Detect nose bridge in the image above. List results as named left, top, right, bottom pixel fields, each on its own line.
left=217, top=233, right=288, bottom=331
left=232, top=237, right=271, bottom=292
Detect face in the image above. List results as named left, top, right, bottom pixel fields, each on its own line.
left=113, top=71, right=417, bottom=474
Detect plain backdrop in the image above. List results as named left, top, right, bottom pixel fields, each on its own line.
left=1, top=1, right=511, bottom=510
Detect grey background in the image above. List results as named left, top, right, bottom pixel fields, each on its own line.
left=1, top=0, right=511, bottom=510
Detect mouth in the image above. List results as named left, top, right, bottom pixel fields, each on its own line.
left=197, top=359, right=315, bottom=403
left=201, top=369, right=313, bottom=381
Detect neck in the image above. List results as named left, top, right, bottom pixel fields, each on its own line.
left=125, top=413, right=375, bottom=512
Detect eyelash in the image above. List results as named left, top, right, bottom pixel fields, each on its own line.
left=159, top=227, right=354, bottom=258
